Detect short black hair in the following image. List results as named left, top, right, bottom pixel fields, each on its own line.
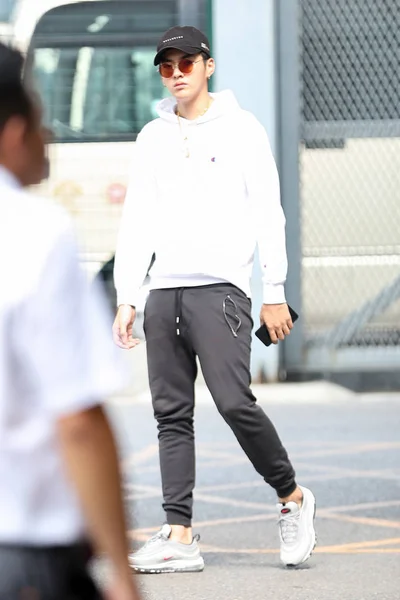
left=0, top=43, right=35, bottom=133
left=159, top=50, right=210, bottom=63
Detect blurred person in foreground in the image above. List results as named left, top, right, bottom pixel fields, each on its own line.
left=0, top=43, right=140, bottom=600
left=113, top=26, right=316, bottom=573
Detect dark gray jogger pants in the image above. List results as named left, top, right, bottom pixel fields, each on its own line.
left=144, top=283, right=297, bottom=527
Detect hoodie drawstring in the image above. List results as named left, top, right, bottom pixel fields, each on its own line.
left=175, top=288, right=185, bottom=336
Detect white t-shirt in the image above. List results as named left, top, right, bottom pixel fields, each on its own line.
left=0, top=167, right=126, bottom=546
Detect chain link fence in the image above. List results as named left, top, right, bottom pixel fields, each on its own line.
left=299, top=0, right=400, bottom=352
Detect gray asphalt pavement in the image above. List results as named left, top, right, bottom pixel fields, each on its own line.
left=97, top=379, right=400, bottom=600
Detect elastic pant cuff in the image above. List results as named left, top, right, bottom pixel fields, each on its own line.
left=166, top=511, right=192, bottom=528
left=276, top=480, right=297, bottom=500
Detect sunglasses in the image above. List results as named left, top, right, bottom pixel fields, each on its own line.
left=158, top=57, right=203, bottom=79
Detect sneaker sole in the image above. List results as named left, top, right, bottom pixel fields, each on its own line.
left=285, top=498, right=317, bottom=568
left=130, top=557, right=205, bottom=574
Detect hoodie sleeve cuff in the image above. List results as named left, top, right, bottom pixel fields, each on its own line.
left=262, top=283, right=286, bottom=305
left=116, top=293, right=139, bottom=309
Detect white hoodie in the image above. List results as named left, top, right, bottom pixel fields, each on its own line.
left=114, top=90, right=287, bottom=307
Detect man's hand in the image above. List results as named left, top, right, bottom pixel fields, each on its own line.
left=260, top=303, right=293, bottom=345
left=112, top=304, right=140, bottom=349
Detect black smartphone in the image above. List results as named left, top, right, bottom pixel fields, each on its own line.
left=255, top=305, right=299, bottom=347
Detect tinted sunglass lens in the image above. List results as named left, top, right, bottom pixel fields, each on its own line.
left=179, top=59, right=194, bottom=74
left=159, top=64, right=173, bottom=78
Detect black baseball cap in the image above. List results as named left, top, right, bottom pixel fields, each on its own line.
left=154, top=26, right=211, bottom=66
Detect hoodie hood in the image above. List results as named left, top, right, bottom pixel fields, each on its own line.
left=155, top=89, right=241, bottom=124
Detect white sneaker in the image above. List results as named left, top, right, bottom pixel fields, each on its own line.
left=277, top=485, right=316, bottom=566
left=129, top=524, right=204, bottom=574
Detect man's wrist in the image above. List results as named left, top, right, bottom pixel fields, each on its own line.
left=262, top=302, right=285, bottom=306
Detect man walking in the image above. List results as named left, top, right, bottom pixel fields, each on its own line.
left=0, top=43, right=140, bottom=599
left=113, top=26, right=316, bottom=573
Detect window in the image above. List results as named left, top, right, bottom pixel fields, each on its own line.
left=33, top=46, right=169, bottom=141
left=32, top=0, right=177, bottom=39
left=0, top=0, right=15, bottom=22
left=29, top=0, right=177, bottom=141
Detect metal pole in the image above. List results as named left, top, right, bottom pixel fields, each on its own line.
left=275, top=0, right=303, bottom=377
